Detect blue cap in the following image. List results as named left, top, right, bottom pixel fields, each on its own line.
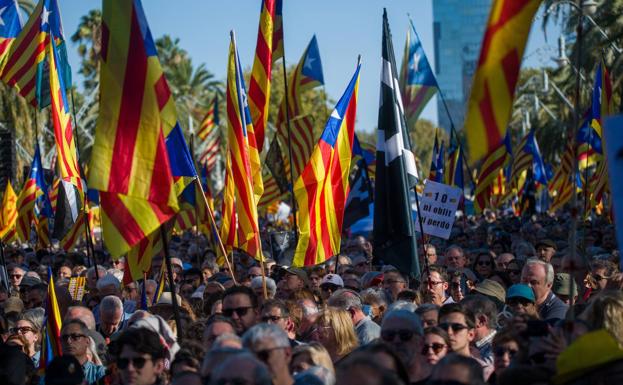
left=506, top=284, right=536, bottom=303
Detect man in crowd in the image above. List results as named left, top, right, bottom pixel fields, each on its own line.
left=221, top=285, right=259, bottom=335
left=380, top=309, right=424, bottom=383
left=243, top=323, right=294, bottom=385
left=535, top=239, right=557, bottom=263
left=521, top=258, right=568, bottom=322
left=461, top=295, right=498, bottom=364
left=420, top=265, right=453, bottom=306
left=114, top=327, right=167, bottom=385
left=328, top=289, right=380, bottom=344
left=383, top=269, right=407, bottom=301
left=260, top=299, right=299, bottom=346
left=60, top=319, right=106, bottom=384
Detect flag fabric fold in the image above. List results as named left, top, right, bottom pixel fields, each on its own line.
left=16, top=146, right=52, bottom=243
left=197, top=96, right=219, bottom=141
left=293, top=61, right=360, bottom=266
left=464, top=0, right=542, bottom=164
left=473, top=132, right=512, bottom=213
left=88, top=0, right=179, bottom=257
left=0, top=0, right=22, bottom=65
left=373, top=10, right=420, bottom=277
left=0, top=180, right=17, bottom=241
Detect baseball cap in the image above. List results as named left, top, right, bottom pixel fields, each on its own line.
left=285, top=267, right=309, bottom=286
left=19, top=276, right=42, bottom=288
left=320, top=274, right=344, bottom=287
left=170, top=257, right=184, bottom=270
left=553, top=273, right=578, bottom=297
left=506, top=284, right=536, bottom=303
left=473, top=279, right=506, bottom=304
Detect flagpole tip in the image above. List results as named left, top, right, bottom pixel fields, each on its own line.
left=357, top=55, right=362, bottom=66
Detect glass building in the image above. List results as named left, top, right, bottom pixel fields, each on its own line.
left=433, top=0, right=492, bottom=132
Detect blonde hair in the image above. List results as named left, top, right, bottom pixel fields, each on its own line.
left=292, top=342, right=335, bottom=375
left=317, top=307, right=359, bottom=357
left=581, top=290, right=623, bottom=346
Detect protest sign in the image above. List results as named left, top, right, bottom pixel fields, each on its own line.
left=415, top=180, right=461, bottom=239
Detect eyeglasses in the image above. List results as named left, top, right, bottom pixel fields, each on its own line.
left=421, top=343, right=447, bottom=355
left=10, top=326, right=34, bottom=335
left=320, top=283, right=339, bottom=292
left=9, top=274, right=22, bottom=279
left=61, top=333, right=87, bottom=342
left=254, top=346, right=288, bottom=362
left=438, top=322, right=469, bottom=333
left=426, top=280, right=445, bottom=287
left=261, top=315, right=284, bottom=323
left=592, top=274, right=608, bottom=281
left=381, top=329, right=415, bottom=342
left=117, top=356, right=152, bottom=370
left=222, top=306, right=253, bottom=318
left=477, top=261, right=492, bottom=266
left=494, top=347, right=518, bottom=358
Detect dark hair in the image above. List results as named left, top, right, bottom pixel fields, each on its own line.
left=461, top=294, right=498, bottom=329
left=183, top=268, right=202, bottom=278
left=492, top=328, right=520, bottom=349
left=171, top=346, right=202, bottom=376
left=222, top=285, right=258, bottom=309
left=396, top=289, right=418, bottom=303
left=439, top=303, right=476, bottom=329
left=355, top=342, right=410, bottom=385
left=472, top=250, right=495, bottom=271
left=423, top=264, right=449, bottom=283
left=261, top=299, right=289, bottom=317
left=431, top=353, right=485, bottom=385
left=424, top=326, right=451, bottom=347
left=61, top=319, right=90, bottom=335
left=27, top=283, right=48, bottom=297
left=113, top=328, right=166, bottom=359
left=336, top=354, right=405, bottom=385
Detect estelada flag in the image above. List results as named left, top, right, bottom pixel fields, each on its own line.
left=464, top=0, right=542, bottom=164
left=88, top=0, right=179, bottom=257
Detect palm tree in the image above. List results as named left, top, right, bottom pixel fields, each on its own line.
left=70, top=9, right=102, bottom=93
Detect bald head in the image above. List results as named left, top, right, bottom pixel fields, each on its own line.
left=65, top=306, right=96, bottom=330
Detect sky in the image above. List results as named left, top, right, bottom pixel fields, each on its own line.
left=59, top=0, right=561, bottom=133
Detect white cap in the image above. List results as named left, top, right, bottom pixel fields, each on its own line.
left=320, top=274, right=344, bottom=287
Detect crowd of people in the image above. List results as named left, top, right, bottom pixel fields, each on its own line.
left=0, top=212, right=622, bottom=385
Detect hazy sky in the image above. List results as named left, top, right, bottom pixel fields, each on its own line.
left=59, top=0, right=560, bottom=133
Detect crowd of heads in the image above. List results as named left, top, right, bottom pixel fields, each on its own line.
left=0, top=213, right=622, bottom=385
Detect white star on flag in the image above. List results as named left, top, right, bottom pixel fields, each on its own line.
left=411, top=52, right=421, bottom=73
left=304, top=55, right=315, bottom=70
left=41, top=6, right=51, bottom=25
left=0, top=6, right=6, bottom=27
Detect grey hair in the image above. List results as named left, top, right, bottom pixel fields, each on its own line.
left=461, top=295, right=498, bottom=329
left=431, top=353, right=486, bottom=385
left=212, top=352, right=273, bottom=385
left=445, top=244, right=464, bottom=257
left=250, top=276, right=276, bottom=295
left=95, top=273, right=120, bottom=290
left=360, top=288, right=389, bottom=306
left=87, top=266, right=107, bottom=278
left=387, top=300, right=418, bottom=313
left=100, top=295, right=123, bottom=314
left=327, top=289, right=362, bottom=311
left=294, top=365, right=336, bottom=385
left=381, top=309, right=423, bottom=336
left=525, top=258, right=555, bottom=285
left=201, top=259, right=219, bottom=273
left=19, top=308, right=45, bottom=331
left=213, top=333, right=242, bottom=349
left=242, top=323, right=290, bottom=350
left=200, top=347, right=244, bottom=378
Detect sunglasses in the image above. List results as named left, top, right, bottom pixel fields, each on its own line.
left=494, top=347, right=518, bottom=358
left=320, top=284, right=339, bottom=292
left=381, top=329, right=415, bottom=342
left=9, top=274, right=22, bottom=279
left=477, top=261, right=492, bottom=266
left=222, top=306, right=253, bottom=318
left=438, top=322, right=469, bottom=333
left=10, top=326, right=34, bottom=335
left=61, top=333, right=87, bottom=342
left=421, top=343, right=447, bottom=355
left=507, top=298, right=533, bottom=307
left=261, top=315, right=284, bottom=323
left=117, top=357, right=152, bottom=370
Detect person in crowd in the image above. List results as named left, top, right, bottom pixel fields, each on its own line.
left=461, top=295, right=498, bottom=364
left=60, top=319, right=106, bottom=384
left=308, top=266, right=326, bottom=292
left=423, top=244, right=438, bottom=264
left=311, top=307, right=358, bottom=363
left=429, top=353, right=487, bottom=385
left=488, top=330, right=521, bottom=385
left=438, top=303, right=476, bottom=358
left=202, top=314, right=236, bottom=350
left=420, top=265, right=453, bottom=306
left=296, top=298, right=320, bottom=341
left=201, top=260, right=219, bottom=285
left=281, top=268, right=309, bottom=298
left=8, top=265, right=26, bottom=292
left=290, top=342, right=335, bottom=377
left=584, top=260, right=618, bottom=299
left=260, top=299, right=300, bottom=346
left=419, top=326, right=451, bottom=382
left=209, top=352, right=273, bottom=385
left=251, top=276, right=277, bottom=304
left=520, top=258, right=568, bottom=322
left=111, top=327, right=167, bottom=385
left=319, top=274, right=344, bottom=301
left=335, top=355, right=405, bottom=385
left=221, top=285, right=259, bottom=335
left=242, top=323, right=294, bottom=385
left=444, top=245, right=469, bottom=273
left=380, top=308, right=424, bottom=383
left=495, top=253, right=515, bottom=271
left=552, top=273, right=578, bottom=305
left=416, top=303, right=440, bottom=328
left=97, top=295, right=129, bottom=341
left=327, top=288, right=380, bottom=345
left=505, top=284, right=539, bottom=317
left=505, top=259, right=523, bottom=285
left=472, top=251, right=496, bottom=281
left=11, top=311, right=42, bottom=366
left=383, top=269, right=407, bottom=302
left=360, top=288, right=389, bottom=325
left=535, top=239, right=557, bottom=263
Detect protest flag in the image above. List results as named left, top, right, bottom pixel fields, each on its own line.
left=16, top=146, right=52, bottom=242
left=0, top=180, right=17, bottom=241
left=38, top=269, right=63, bottom=373
left=197, top=96, right=218, bottom=141
left=473, top=132, right=512, bottom=213
left=343, top=158, right=373, bottom=230
left=0, top=0, right=22, bottom=64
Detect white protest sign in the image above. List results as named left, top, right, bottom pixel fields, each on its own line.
left=415, top=180, right=461, bottom=239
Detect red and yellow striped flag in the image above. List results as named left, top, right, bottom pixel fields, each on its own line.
left=39, top=269, right=63, bottom=373
left=294, top=62, right=360, bottom=266
left=88, top=0, right=179, bottom=258
left=123, top=230, right=162, bottom=283
left=0, top=180, right=18, bottom=241
left=197, top=96, right=218, bottom=141
left=473, top=132, right=512, bottom=213
left=221, top=34, right=262, bottom=259
left=220, top=155, right=237, bottom=253
left=248, top=0, right=277, bottom=151
left=549, top=141, right=574, bottom=213
left=465, top=0, right=542, bottom=163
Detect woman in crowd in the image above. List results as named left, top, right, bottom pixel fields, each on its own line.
left=419, top=326, right=451, bottom=382
left=488, top=330, right=521, bottom=384
left=311, top=307, right=359, bottom=363
left=11, top=310, right=43, bottom=367
left=290, top=342, right=335, bottom=377
left=473, top=251, right=496, bottom=281
left=505, top=260, right=524, bottom=285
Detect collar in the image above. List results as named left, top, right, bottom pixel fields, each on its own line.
left=475, top=330, right=496, bottom=349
